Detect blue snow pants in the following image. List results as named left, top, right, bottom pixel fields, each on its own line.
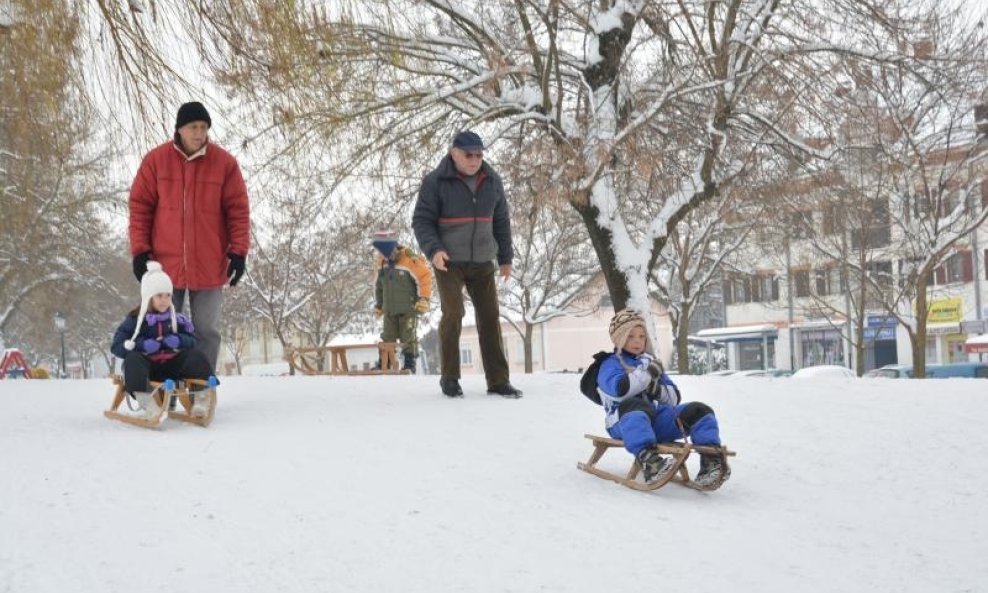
left=606, top=402, right=720, bottom=455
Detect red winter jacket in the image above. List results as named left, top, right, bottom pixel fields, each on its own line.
left=129, top=141, right=250, bottom=290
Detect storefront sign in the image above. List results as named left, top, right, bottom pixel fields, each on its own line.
left=960, top=319, right=988, bottom=335
left=926, top=297, right=962, bottom=324
left=864, top=315, right=896, bottom=341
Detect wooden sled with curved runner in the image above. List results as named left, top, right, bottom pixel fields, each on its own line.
left=104, top=374, right=218, bottom=429
left=577, top=434, right=735, bottom=492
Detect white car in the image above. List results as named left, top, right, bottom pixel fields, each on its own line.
left=791, top=365, right=856, bottom=379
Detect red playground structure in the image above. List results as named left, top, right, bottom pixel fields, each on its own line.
left=0, top=348, right=34, bottom=379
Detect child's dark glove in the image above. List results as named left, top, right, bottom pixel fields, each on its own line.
left=645, top=359, right=664, bottom=379
left=162, top=335, right=181, bottom=350
left=141, top=338, right=161, bottom=354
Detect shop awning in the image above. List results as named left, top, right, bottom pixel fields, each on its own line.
left=696, top=324, right=778, bottom=342
left=964, top=334, right=988, bottom=354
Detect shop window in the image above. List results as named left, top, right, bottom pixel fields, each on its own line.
left=739, top=341, right=767, bottom=370
left=946, top=335, right=967, bottom=363
left=800, top=329, right=844, bottom=367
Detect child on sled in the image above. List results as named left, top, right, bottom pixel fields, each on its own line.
left=595, top=308, right=728, bottom=487
left=110, top=262, right=214, bottom=419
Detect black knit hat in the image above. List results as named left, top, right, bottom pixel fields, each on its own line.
left=175, top=102, right=211, bottom=130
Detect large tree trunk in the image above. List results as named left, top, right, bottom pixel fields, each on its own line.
left=572, top=198, right=631, bottom=311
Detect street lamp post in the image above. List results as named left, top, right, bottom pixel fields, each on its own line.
left=54, top=312, right=66, bottom=379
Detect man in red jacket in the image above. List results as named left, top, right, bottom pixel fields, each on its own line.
left=128, top=101, right=250, bottom=370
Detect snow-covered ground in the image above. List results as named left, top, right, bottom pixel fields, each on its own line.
left=1, top=372, right=985, bottom=593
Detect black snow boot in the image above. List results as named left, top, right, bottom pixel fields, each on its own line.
left=695, top=452, right=730, bottom=488
left=402, top=354, right=417, bottom=373
left=636, top=447, right=675, bottom=484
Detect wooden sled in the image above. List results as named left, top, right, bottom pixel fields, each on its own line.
left=105, top=374, right=218, bottom=429
left=577, top=434, right=735, bottom=492
left=286, top=342, right=411, bottom=376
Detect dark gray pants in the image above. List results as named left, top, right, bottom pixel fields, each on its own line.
left=434, top=262, right=509, bottom=388
left=173, top=288, right=224, bottom=370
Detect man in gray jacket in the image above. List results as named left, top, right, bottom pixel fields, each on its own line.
left=412, top=131, right=522, bottom=398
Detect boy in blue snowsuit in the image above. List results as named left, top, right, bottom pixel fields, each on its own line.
left=596, top=308, right=728, bottom=487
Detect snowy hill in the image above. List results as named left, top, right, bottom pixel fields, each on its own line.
left=1, top=373, right=985, bottom=593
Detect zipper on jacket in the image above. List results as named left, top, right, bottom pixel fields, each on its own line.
left=182, top=161, right=189, bottom=288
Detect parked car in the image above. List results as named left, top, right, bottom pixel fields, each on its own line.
left=731, top=369, right=792, bottom=377
left=791, top=365, right=856, bottom=379
left=866, top=362, right=988, bottom=379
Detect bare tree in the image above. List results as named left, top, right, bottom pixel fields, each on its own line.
left=821, top=12, right=988, bottom=378
left=655, top=186, right=759, bottom=373
left=0, top=2, right=124, bottom=354
left=497, top=133, right=598, bottom=372
left=163, top=0, right=921, bottom=324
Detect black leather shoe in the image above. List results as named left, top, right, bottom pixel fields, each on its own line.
left=440, top=377, right=463, bottom=397
left=487, top=383, right=523, bottom=398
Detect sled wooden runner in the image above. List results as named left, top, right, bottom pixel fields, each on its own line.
left=577, top=434, right=735, bottom=492
left=105, top=375, right=217, bottom=429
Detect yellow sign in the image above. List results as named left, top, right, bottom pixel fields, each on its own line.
left=926, top=297, right=962, bottom=323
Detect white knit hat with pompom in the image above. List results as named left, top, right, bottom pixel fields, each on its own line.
left=123, top=261, right=178, bottom=351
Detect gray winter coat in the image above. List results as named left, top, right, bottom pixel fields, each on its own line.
left=412, top=155, right=513, bottom=265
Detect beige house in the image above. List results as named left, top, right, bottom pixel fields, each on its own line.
left=454, top=273, right=673, bottom=376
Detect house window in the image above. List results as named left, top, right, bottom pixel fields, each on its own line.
left=512, top=339, right=541, bottom=365
left=754, top=275, right=778, bottom=303
left=945, top=253, right=964, bottom=283
left=822, top=205, right=843, bottom=236
left=460, top=347, right=473, bottom=366
left=813, top=267, right=844, bottom=296
left=850, top=199, right=891, bottom=249
left=794, top=270, right=811, bottom=298
left=940, top=251, right=973, bottom=284
left=789, top=211, right=813, bottom=239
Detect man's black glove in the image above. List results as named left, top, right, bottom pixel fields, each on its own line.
left=132, top=252, right=152, bottom=281
left=227, top=252, right=246, bottom=286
